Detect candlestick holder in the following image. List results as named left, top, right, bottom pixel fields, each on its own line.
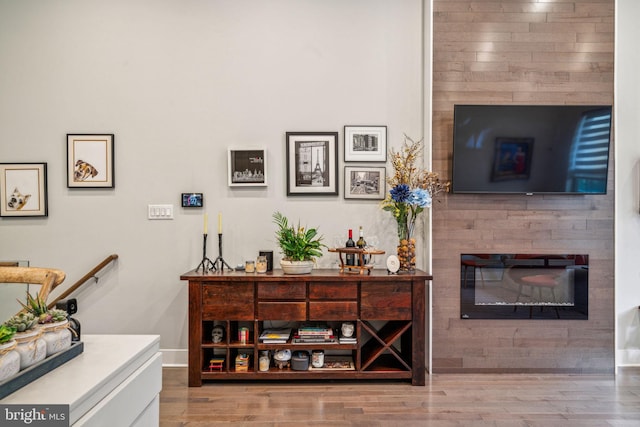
left=196, top=233, right=215, bottom=273
left=213, top=233, right=233, bottom=272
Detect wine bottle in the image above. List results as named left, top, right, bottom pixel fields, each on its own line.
left=345, top=229, right=355, bottom=266
left=356, top=226, right=367, bottom=266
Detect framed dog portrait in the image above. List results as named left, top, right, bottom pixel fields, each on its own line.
left=228, top=148, right=267, bottom=187
left=67, top=134, right=114, bottom=188
left=344, top=166, right=386, bottom=200
left=344, top=125, right=387, bottom=162
left=286, top=132, right=338, bottom=196
left=0, top=163, right=48, bottom=217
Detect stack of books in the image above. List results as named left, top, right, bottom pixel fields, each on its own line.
left=339, top=335, right=357, bottom=345
left=258, top=328, right=292, bottom=344
left=293, top=323, right=337, bottom=344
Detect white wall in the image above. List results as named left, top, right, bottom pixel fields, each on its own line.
left=615, top=0, right=640, bottom=367
left=0, top=0, right=423, bottom=362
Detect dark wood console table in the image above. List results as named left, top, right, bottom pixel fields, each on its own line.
left=180, top=269, right=431, bottom=386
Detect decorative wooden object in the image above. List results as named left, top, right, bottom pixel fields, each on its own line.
left=0, top=267, right=66, bottom=316
left=180, top=269, right=430, bottom=386
left=0, top=266, right=82, bottom=398
left=328, top=247, right=385, bottom=275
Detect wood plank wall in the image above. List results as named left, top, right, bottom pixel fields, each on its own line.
left=431, top=0, right=615, bottom=373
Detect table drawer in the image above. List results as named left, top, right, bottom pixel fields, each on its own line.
left=258, top=282, right=306, bottom=300
left=309, top=301, right=357, bottom=320
left=202, top=282, right=254, bottom=320
left=360, top=282, right=412, bottom=320
left=258, top=302, right=307, bottom=320
left=309, top=282, right=357, bottom=300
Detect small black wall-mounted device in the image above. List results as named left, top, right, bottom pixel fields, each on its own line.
left=181, top=193, right=203, bottom=207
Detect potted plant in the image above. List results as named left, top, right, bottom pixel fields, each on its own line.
left=18, top=292, right=71, bottom=356
left=272, top=211, right=325, bottom=274
left=4, top=312, right=46, bottom=369
left=0, top=324, right=19, bottom=381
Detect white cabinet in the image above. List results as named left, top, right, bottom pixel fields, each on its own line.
left=1, top=335, right=162, bottom=426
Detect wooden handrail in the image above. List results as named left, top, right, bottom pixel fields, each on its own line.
left=47, top=254, right=118, bottom=309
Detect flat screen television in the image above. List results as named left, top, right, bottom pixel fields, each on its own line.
left=451, top=104, right=613, bottom=195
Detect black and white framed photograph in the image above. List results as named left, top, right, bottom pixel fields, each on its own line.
left=344, top=166, right=386, bottom=200
left=67, top=134, right=114, bottom=188
left=0, top=162, right=48, bottom=217
left=344, top=125, right=387, bottom=162
left=286, top=132, right=338, bottom=196
left=228, top=148, right=267, bottom=187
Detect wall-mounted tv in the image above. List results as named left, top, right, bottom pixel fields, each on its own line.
left=451, top=105, right=613, bottom=195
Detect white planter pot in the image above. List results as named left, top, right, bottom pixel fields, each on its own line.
left=280, top=259, right=314, bottom=274
left=14, top=328, right=46, bottom=369
left=0, top=340, right=20, bottom=381
left=42, top=320, right=72, bottom=356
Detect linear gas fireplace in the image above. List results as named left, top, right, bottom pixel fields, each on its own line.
left=460, top=254, right=588, bottom=320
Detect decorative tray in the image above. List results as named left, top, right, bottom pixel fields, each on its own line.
left=0, top=341, right=84, bottom=399
left=328, top=247, right=385, bottom=275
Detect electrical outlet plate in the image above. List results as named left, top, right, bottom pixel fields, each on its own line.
left=148, top=204, right=174, bottom=220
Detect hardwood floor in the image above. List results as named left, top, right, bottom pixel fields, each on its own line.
left=160, top=367, right=640, bottom=426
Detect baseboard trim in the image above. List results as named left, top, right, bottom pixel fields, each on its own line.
left=160, top=348, right=187, bottom=367
left=618, top=349, right=640, bottom=368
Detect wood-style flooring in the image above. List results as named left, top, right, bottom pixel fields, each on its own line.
left=160, top=367, right=640, bottom=426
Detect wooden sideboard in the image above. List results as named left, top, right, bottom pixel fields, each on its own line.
left=180, top=269, right=430, bottom=386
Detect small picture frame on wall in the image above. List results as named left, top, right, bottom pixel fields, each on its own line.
left=228, top=148, right=267, bottom=187
left=286, top=132, right=339, bottom=196
left=67, top=134, right=114, bottom=188
left=344, top=125, right=387, bottom=162
left=0, top=163, right=48, bottom=217
left=344, top=166, right=386, bottom=200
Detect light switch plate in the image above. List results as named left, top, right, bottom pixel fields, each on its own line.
left=148, top=204, right=174, bottom=220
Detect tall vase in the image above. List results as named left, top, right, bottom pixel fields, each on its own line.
left=396, top=216, right=416, bottom=273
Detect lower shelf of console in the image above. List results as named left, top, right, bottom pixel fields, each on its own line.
left=200, top=369, right=412, bottom=381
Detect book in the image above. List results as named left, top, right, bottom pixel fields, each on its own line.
left=292, top=336, right=338, bottom=344
left=297, top=323, right=333, bottom=335
left=297, top=333, right=334, bottom=339
left=259, top=328, right=292, bottom=342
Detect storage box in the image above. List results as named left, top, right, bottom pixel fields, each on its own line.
left=291, top=351, right=309, bottom=371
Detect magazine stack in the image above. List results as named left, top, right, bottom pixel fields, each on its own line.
left=258, top=328, right=291, bottom=344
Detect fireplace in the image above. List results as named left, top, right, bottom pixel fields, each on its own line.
left=460, top=254, right=588, bottom=320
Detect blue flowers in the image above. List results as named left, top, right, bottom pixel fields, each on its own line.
left=382, top=135, right=449, bottom=243
left=408, top=188, right=432, bottom=208
left=390, top=184, right=411, bottom=203
left=390, top=185, right=432, bottom=209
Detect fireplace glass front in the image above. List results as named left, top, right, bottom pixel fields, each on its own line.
left=460, top=254, right=588, bottom=320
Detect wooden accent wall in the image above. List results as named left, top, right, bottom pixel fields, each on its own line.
left=431, top=1, right=614, bottom=373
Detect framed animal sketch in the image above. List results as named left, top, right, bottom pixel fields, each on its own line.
left=0, top=163, right=48, bottom=217
left=67, top=134, right=114, bottom=188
